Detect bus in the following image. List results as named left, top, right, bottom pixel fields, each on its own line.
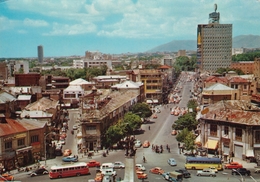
left=184, top=157, right=223, bottom=171
left=49, top=162, right=90, bottom=179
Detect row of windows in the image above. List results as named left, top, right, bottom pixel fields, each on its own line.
left=51, top=166, right=87, bottom=172
left=210, top=125, right=242, bottom=136
left=5, top=138, right=26, bottom=150
left=146, top=86, right=161, bottom=90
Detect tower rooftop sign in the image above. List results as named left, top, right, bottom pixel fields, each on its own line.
left=209, top=4, right=220, bottom=24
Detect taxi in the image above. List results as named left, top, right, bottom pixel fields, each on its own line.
left=149, top=167, right=164, bottom=174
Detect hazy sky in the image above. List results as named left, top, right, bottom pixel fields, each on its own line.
left=1, top=0, right=260, bottom=58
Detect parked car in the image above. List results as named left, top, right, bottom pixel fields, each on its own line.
left=152, top=114, right=157, bottom=119
left=87, top=160, right=101, bottom=167
left=29, top=168, right=49, bottom=177
left=113, top=161, right=125, bottom=169
left=59, top=138, right=66, bottom=145
left=149, top=167, right=164, bottom=175
left=0, top=173, right=15, bottom=181
left=136, top=171, right=148, bottom=179
left=62, top=155, right=78, bottom=162
left=197, top=168, right=216, bottom=177
left=136, top=164, right=146, bottom=171
left=171, top=130, right=177, bottom=135
left=73, top=124, right=79, bottom=130
left=167, top=158, right=177, bottom=166
left=175, top=168, right=191, bottom=178
left=224, top=162, right=243, bottom=169
left=232, top=168, right=251, bottom=176
left=143, top=140, right=150, bottom=148
left=134, top=140, right=142, bottom=148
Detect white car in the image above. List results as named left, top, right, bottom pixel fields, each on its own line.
left=197, top=169, right=216, bottom=177
left=72, top=124, right=79, bottom=130
left=136, top=164, right=146, bottom=171
left=134, top=140, right=142, bottom=148
left=101, top=169, right=116, bottom=176
left=114, top=161, right=125, bottom=169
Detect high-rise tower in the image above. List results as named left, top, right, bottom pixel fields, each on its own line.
left=37, top=45, right=44, bottom=63
left=197, top=4, right=232, bottom=72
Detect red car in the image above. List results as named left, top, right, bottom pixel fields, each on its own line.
left=87, top=160, right=101, bottom=167
left=224, top=162, right=243, bottom=169
left=149, top=167, right=164, bottom=175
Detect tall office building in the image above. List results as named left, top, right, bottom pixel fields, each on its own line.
left=197, top=4, right=232, bottom=72
left=37, top=45, right=44, bottom=63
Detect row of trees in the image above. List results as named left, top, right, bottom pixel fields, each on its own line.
left=174, top=99, right=199, bottom=153
left=104, top=103, right=152, bottom=148
left=40, top=65, right=107, bottom=80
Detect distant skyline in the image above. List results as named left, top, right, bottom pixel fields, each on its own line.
left=1, top=0, right=260, bottom=58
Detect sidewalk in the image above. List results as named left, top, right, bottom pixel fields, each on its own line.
left=10, top=149, right=116, bottom=175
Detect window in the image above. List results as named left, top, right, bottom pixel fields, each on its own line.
left=224, top=126, right=229, bottom=135
left=243, top=85, right=247, bottom=89
left=255, top=131, right=260, bottom=143
left=86, top=126, right=96, bottom=130
left=31, top=135, right=39, bottom=143
left=5, top=141, right=12, bottom=150
left=210, top=124, right=217, bottom=136
left=18, top=138, right=25, bottom=146
left=235, top=128, right=242, bottom=141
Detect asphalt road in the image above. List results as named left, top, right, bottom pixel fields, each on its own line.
left=13, top=72, right=260, bottom=181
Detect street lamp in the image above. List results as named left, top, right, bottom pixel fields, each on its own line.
left=232, top=169, right=244, bottom=182
left=44, top=132, right=56, bottom=166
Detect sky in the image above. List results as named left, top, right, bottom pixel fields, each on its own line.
left=1, top=0, right=260, bottom=58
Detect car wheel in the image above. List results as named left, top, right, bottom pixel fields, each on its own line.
left=191, top=167, right=196, bottom=170
left=76, top=173, right=81, bottom=176
left=197, top=174, right=201, bottom=176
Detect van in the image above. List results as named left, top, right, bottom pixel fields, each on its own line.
left=101, top=169, right=116, bottom=176
left=100, top=163, right=114, bottom=170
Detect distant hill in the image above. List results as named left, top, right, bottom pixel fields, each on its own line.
left=147, top=35, right=260, bottom=53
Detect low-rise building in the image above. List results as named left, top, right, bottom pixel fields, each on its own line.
left=198, top=100, right=260, bottom=163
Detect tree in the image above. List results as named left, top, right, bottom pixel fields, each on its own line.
left=176, top=128, right=190, bottom=143
left=187, top=100, right=198, bottom=113
left=131, top=103, right=152, bottom=118
left=172, top=112, right=198, bottom=131
left=105, top=122, right=125, bottom=147
left=183, top=132, right=197, bottom=153
left=123, top=113, right=142, bottom=134
left=176, top=128, right=196, bottom=154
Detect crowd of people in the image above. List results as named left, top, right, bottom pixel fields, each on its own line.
left=151, top=144, right=171, bottom=153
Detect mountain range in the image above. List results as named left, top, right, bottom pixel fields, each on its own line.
left=147, top=35, right=260, bottom=52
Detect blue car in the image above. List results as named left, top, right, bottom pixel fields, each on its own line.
left=167, top=158, right=177, bottom=166
left=62, top=155, right=78, bottom=162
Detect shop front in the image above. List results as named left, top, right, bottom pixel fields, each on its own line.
left=16, top=146, right=33, bottom=167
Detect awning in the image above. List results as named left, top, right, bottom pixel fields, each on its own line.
left=16, top=146, right=32, bottom=154
left=204, top=139, right=218, bottom=150
left=146, top=100, right=152, bottom=104
left=246, top=149, right=254, bottom=157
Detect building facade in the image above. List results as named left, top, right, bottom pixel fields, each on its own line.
left=198, top=100, right=260, bottom=163
left=37, top=45, right=43, bottom=63
left=197, top=6, right=232, bottom=72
